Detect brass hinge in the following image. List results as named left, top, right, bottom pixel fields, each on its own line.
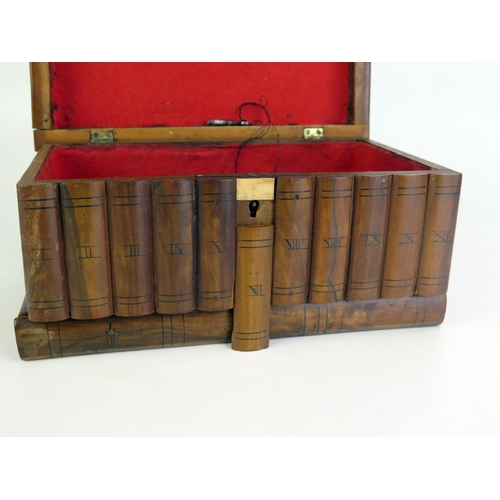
left=90, top=129, right=115, bottom=144
left=303, top=127, right=324, bottom=140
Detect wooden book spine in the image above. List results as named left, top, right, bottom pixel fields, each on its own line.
left=197, top=178, right=236, bottom=311
left=380, top=173, right=428, bottom=298
left=107, top=180, right=154, bottom=317
left=17, top=182, right=69, bottom=322
left=232, top=225, right=274, bottom=352
left=308, top=175, right=354, bottom=303
left=416, top=173, right=462, bottom=296
left=152, top=179, right=196, bottom=314
left=346, top=175, right=391, bottom=301
left=60, top=181, right=113, bottom=320
left=15, top=295, right=446, bottom=360
left=272, top=176, right=315, bottom=307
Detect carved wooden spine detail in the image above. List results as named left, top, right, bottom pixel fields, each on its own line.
left=232, top=225, right=274, bottom=352
left=152, top=178, right=196, bottom=314
left=197, top=178, right=236, bottom=311
left=60, top=181, right=113, bottom=320
left=17, top=182, right=69, bottom=322
left=308, top=175, right=354, bottom=303
left=381, top=173, right=428, bottom=298
left=272, top=176, right=315, bottom=307
left=416, top=173, right=462, bottom=296
left=107, top=180, right=154, bottom=317
left=346, top=174, right=391, bottom=301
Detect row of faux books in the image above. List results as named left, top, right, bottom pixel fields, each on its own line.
left=18, top=172, right=461, bottom=323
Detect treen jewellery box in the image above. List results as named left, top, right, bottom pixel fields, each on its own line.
left=14, top=63, right=461, bottom=360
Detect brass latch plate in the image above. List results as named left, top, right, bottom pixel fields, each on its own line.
left=303, top=127, right=324, bottom=140
left=90, top=130, right=115, bottom=144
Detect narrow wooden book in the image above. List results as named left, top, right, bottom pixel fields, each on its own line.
left=416, top=173, right=462, bottom=296
left=60, top=181, right=113, bottom=320
left=232, top=225, right=274, bottom=352
left=272, top=176, right=315, bottom=306
left=197, top=178, right=237, bottom=311
left=107, top=180, right=154, bottom=316
left=17, top=182, right=69, bottom=322
left=152, top=178, right=196, bottom=314
left=380, top=173, right=428, bottom=298
left=15, top=295, right=447, bottom=360
left=346, top=175, right=391, bottom=301
left=308, top=175, right=354, bottom=303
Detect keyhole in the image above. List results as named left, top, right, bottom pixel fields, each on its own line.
left=249, top=200, right=259, bottom=218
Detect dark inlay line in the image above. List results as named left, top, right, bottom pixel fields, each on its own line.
left=274, top=284, right=306, bottom=289
left=322, top=188, right=352, bottom=193
left=116, top=294, right=151, bottom=299
left=234, top=336, right=267, bottom=341
left=420, top=275, right=449, bottom=280
left=158, top=298, right=193, bottom=303
left=63, top=196, right=103, bottom=200
left=198, top=295, right=232, bottom=300
left=71, top=296, right=109, bottom=302
left=117, top=300, right=150, bottom=305
left=70, top=302, right=109, bottom=308
left=199, top=289, right=232, bottom=294
left=235, top=330, right=268, bottom=335
left=29, top=305, right=66, bottom=310
left=200, top=199, right=235, bottom=203
left=157, top=201, right=193, bottom=205
left=158, top=292, right=193, bottom=297
left=350, top=279, right=379, bottom=284
left=360, top=187, right=389, bottom=190
left=23, top=197, right=57, bottom=202
left=239, top=245, right=273, bottom=249
left=30, top=298, right=64, bottom=303
left=436, top=184, right=462, bottom=188
left=63, top=203, right=104, bottom=208
left=397, top=193, right=426, bottom=196
left=158, top=192, right=193, bottom=197
left=348, top=285, right=379, bottom=290
left=419, top=282, right=448, bottom=287
left=310, top=289, right=342, bottom=294
left=200, top=191, right=236, bottom=196
left=321, top=195, right=352, bottom=199
left=111, top=202, right=148, bottom=207
left=434, top=192, right=461, bottom=196
left=278, top=196, right=313, bottom=200
left=273, top=291, right=306, bottom=296
left=384, top=277, right=414, bottom=282
left=397, top=185, right=427, bottom=190
left=311, top=282, right=344, bottom=287
left=383, top=284, right=414, bottom=288
left=23, top=206, right=57, bottom=210
left=359, top=194, right=389, bottom=198
left=111, top=194, right=148, bottom=199
left=240, top=238, right=273, bottom=242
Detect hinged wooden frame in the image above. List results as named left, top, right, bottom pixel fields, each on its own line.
left=30, top=62, right=371, bottom=151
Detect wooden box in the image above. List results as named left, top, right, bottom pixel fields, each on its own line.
left=14, top=63, right=461, bottom=360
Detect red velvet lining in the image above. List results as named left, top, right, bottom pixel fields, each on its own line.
left=36, top=142, right=433, bottom=180
left=50, top=63, right=351, bottom=129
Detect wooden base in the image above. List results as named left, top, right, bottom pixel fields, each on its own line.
left=14, top=295, right=446, bottom=361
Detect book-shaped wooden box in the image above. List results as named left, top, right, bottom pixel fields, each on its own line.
left=15, top=63, right=461, bottom=360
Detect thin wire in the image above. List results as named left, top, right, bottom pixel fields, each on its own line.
left=222, top=96, right=280, bottom=174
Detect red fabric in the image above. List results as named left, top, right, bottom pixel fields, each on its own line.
left=50, top=63, right=351, bottom=129
left=36, top=142, right=433, bottom=180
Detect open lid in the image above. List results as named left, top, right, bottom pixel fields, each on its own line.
left=31, top=63, right=370, bottom=150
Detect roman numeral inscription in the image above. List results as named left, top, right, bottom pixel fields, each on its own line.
left=285, top=238, right=308, bottom=251
left=247, top=284, right=265, bottom=297
left=361, top=234, right=384, bottom=246
left=323, top=237, right=347, bottom=249
left=164, top=243, right=189, bottom=255
left=34, top=248, right=54, bottom=261
left=432, top=230, right=455, bottom=243
left=398, top=232, right=419, bottom=245
left=124, top=244, right=146, bottom=257
left=208, top=240, right=230, bottom=254
left=77, top=245, right=101, bottom=259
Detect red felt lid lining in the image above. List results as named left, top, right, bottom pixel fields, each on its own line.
left=35, top=141, right=433, bottom=181
left=49, top=63, right=351, bottom=129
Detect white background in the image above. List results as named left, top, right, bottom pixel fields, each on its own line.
left=0, top=62, right=499, bottom=439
